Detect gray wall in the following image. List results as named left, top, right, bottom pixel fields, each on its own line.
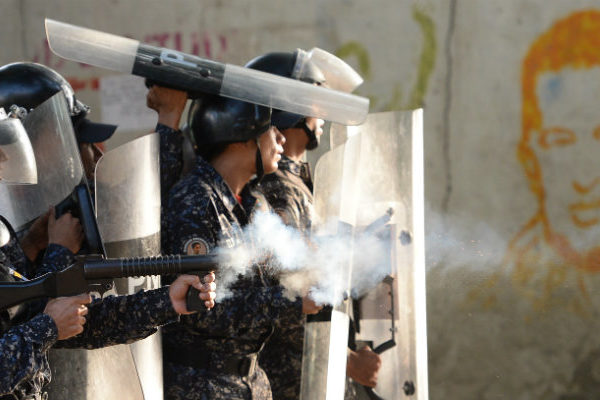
left=5, top=1, right=600, bottom=399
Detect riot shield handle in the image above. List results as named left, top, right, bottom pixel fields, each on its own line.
left=55, top=181, right=106, bottom=257
left=363, top=275, right=403, bottom=399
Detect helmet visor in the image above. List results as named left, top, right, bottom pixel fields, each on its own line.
left=294, top=48, right=363, bottom=93
left=0, top=115, right=37, bottom=184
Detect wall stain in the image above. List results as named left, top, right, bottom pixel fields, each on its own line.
left=441, top=0, right=457, bottom=213
left=407, top=5, right=437, bottom=109
left=335, top=41, right=372, bottom=81
left=334, top=4, right=437, bottom=113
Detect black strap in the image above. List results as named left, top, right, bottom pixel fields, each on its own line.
left=255, top=143, right=264, bottom=183
left=163, top=346, right=258, bottom=377
left=164, top=326, right=274, bottom=378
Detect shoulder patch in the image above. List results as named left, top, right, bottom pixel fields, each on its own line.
left=183, top=238, right=210, bottom=255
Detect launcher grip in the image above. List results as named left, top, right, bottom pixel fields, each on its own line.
left=185, top=286, right=205, bottom=312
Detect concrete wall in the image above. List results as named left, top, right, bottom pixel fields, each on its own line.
left=4, top=0, right=600, bottom=399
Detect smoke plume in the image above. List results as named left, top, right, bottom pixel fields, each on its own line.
left=214, top=210, right=394, bottom=306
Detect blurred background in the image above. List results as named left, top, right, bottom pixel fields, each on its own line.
left=3, top=1, right=600, bottom=398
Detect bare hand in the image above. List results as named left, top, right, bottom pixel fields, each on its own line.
left=146, top=85, right=188, bottom=129
left=48, top=207, right=83, bottom=254
left=44, top=293, right=91, bottom=340
left=302, top=295, right=323, bottom=314
left=169, top=272, right=216, bottom=314
left=20, top=210, right=50, bottom=261
left=347, top=346, right=382, bottom=387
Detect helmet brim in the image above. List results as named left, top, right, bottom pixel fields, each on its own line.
left=75, top=118, right=117, bottom=143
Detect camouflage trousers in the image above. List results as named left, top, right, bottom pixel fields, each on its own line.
left=164, top=361, right=273, bottom=400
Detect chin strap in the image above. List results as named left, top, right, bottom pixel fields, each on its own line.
left=254, top=138, right=265, bottom=183
left=295, top=119, right=319, bottom=150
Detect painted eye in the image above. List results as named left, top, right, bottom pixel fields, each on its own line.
left=538, top=127, right=576, bottom=148
left=593, top=126, right=600, bottom=141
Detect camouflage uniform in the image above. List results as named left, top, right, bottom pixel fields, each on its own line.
left=0, top=218, right=180, bottom=400
left=157, top=123, right=184, bottom=206
left=161, top=157, right=303, bottom=400
left=258, top=155, right=314, bottom=234
left=256, top=155, right=313, bottom=399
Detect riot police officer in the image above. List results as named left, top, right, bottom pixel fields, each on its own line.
left=246, top=50, right=382, bottom=399
left=161, top=94, right=321, bottom=400
left=0, top=108, right=91, bottom=398
left=0, top=66, right=217, bottom=400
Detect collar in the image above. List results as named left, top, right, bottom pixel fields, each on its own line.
left=155, top=123, right=180, bottom=135
left=193, top=157, right=257, bottom=215
left=278, top=155, right=313, bottom=191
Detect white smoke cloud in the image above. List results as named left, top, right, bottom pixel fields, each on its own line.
left=214, top=210, right=393, bottom=306
left=210, top=204, right=513, bottom=306
left=425, top=207, right=508, bottom=272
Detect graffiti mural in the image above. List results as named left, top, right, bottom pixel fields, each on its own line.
left=473, top=10, right=600, bottom=315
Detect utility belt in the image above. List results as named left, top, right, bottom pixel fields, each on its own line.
left=164, top=346, right=259, bottom=378
left=3, top=391, right=48, bottom=400
left=24, top=393, right=47, bottom=400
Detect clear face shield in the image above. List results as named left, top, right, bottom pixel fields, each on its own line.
left=0, top=92, right=85, bottom=231
left=293, top=48, right=364, bottom=93
left=0, top=108, right=37, bottom=185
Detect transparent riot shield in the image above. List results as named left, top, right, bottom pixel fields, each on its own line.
left=96, top=133, right=161, bottom=259
left=300, top=139, right=356, bottom=400
left=0, top=92, right=83, bottom=230
left=301, top=111, right=428, bottom=400
left=96, top=133, right=162, bottom=400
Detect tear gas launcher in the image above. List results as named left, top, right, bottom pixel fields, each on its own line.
left=0, top=254, right=219, bottom=312
left=45, top=19, right=369, bottom=126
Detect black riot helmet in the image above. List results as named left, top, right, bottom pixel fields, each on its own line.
left=245, top=50, right=325, bottom=150
left=0, top=62, right=88, bottom=118
left=246, top=50, right=325, bottom=128
left=0, top=62, right=116, bottom=143
left=187, top=94, right=272, bottom=178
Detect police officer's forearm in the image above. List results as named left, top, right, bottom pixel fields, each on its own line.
left=0, top=313, right=57, bottom=395
left=190, top=285, right=301, bottom=329
left=55, top=286, right=178, bottom=349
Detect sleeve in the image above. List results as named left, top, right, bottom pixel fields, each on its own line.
left=1, top=238, right=28, bottom=276
left=187, top=285, right=303, bottom=333
left=32, top=244, right=75, bottom=277
left=3, top=226, right=72, bottom=278
left=55, top=286, right=179, bottom=350
left=0, top=313, right=58, bottom=395
left=158, top=123, right=184, bottom=206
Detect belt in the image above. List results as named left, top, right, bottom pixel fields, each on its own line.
left=164, top=347, right=259, bottom=377
left=8, top=392, right=48, bottom=400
